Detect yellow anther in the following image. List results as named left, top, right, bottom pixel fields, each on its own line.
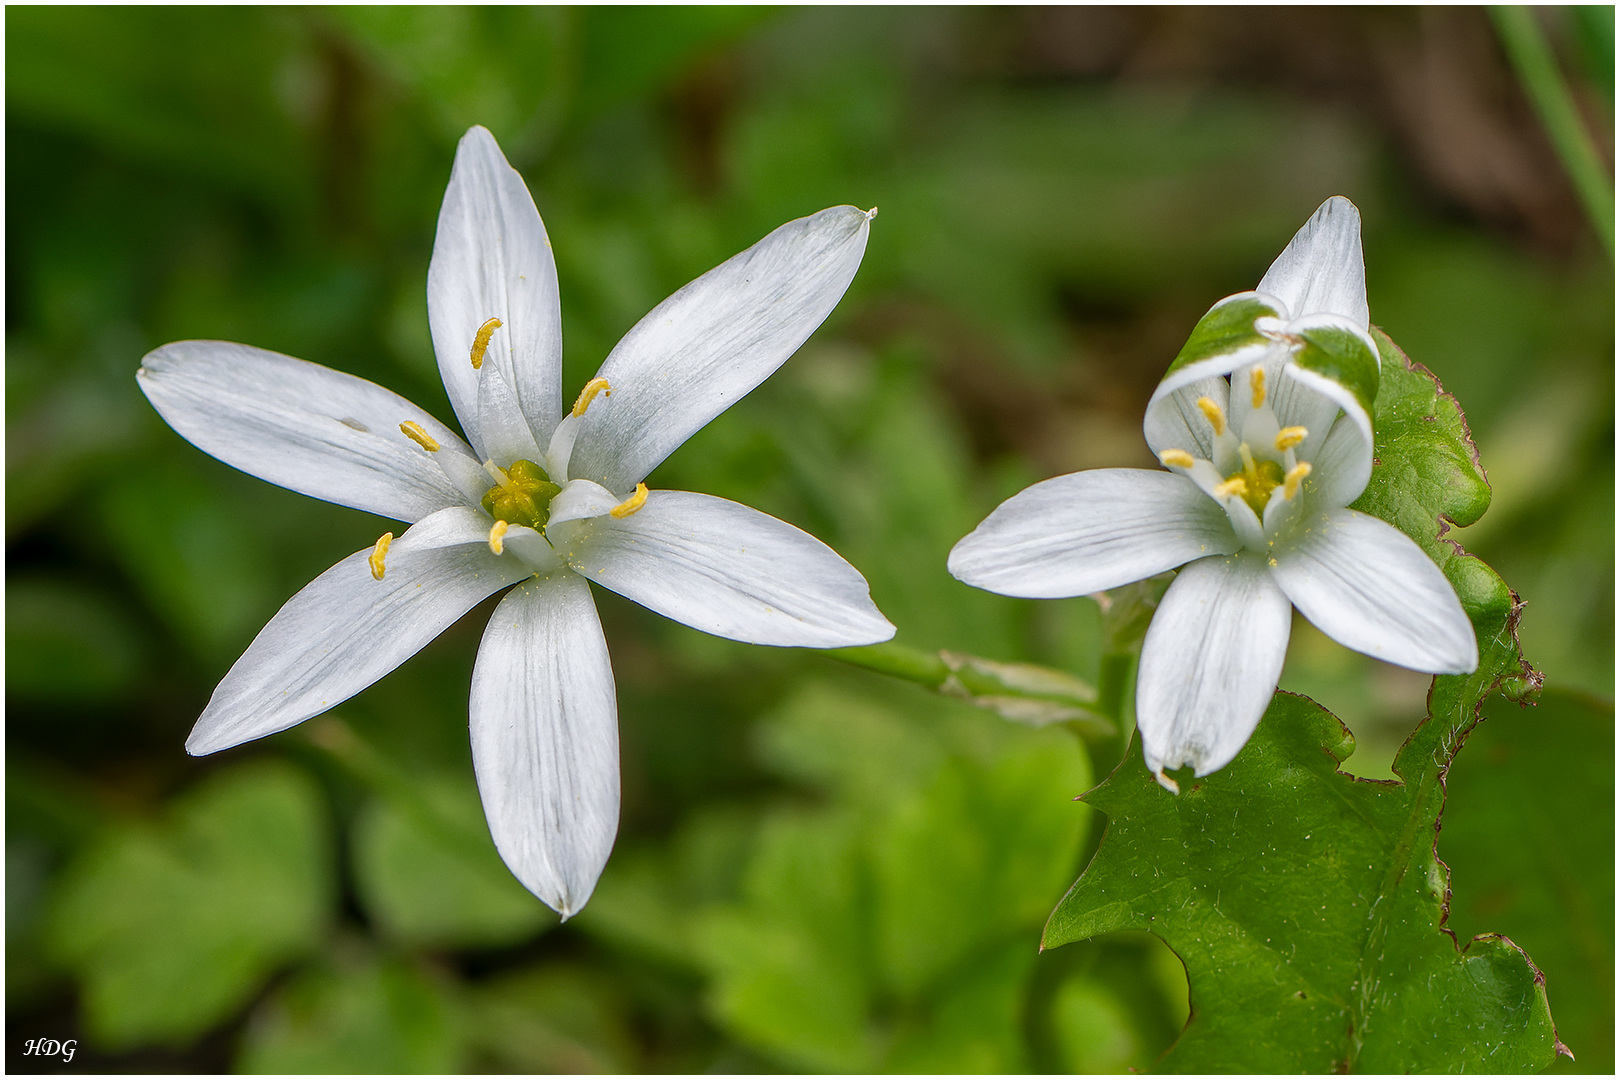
left=1283, top=461, right=1312, bottom=500
left=1275, top=426, right=1308, bottom=451
left=368, top=532, right=393, bottom=581
left=1196, top=396, right=1227, bottom=437
left=610, top=482, right=649, bottom=519
left=1250, top=366, right=1266, bottom=409
left=572, top=377, right=613, bottom=418
left=1213, top=478, right=1248, bottom=500
left=470, top=317, right=502, bottom=370
left=488, top=520, right=509, bottom=555
left=1159, top=449, right=1196, bottom=469
left=399, top=421, right=439, bottom=452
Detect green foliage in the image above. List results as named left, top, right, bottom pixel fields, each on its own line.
left=1045, top=339, right=1565, bottom=1070
left=351, top=776, right=553, bottom=949
left=6, top=5, right=1611, bottom=1072
left=585, top=678, right=1095, bottom=1072
left=46, top=763, right=330, bottom=1048
left=1442, top=690, right=1616, bottom=1073
left=237, top=953, right=457, bottom=1073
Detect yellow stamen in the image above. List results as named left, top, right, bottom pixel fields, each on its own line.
left=470, top=317, right=502, bottom=370
left=489, top=520, right=509, bottom=555
left=1196, top=396, right=1227, bottom=437
left=1283, top=461, right=1312, bottom=500
left=368, top=532, right=393, bottom=581
left=1275, top=426, right=1308, bottom=451
left=1250, top=366, right=1266, bottom=409
left=1213, top=478, right=1247, bottom=500
left=572, top=377, right=613, bottom=418
left=1159, top=449, right=1196, bottom=469
left=399, top=421, right=439, bottom=452
left=610, top=482, right=649, bottom=519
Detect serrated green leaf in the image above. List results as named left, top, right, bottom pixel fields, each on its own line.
left=1043, top=332, right=1563, bottom=1071
left=237, top=953, right=459, bottom=1073
left=45, top=762, right=330, bottom=1049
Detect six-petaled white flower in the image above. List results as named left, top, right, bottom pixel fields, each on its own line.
left=139, top=126, right=894, bottom=916
left=948, top=197, right=1477, bottom=792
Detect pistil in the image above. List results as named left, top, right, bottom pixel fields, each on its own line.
left=481, top=458, right=562, bottom=531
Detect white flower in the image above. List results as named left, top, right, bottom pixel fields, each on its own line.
left=138, top=126, right=894, bottom=916
left=948, top=197, right=1476, bottom=792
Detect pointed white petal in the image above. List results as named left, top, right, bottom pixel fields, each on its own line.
left=567, top=206, right=872, bottom=492
left=428, top=126, right=563, bottom=458
left=947, top=469, right=1238, bottom=599
left=1137, top=553, right=1292, bottom=780
left=552, top=490, right=893, bottom=647
left=186, top=507, right=531, bottom=755
left=546, top=479, right=619, bottom=527
left=476, top=359, right=545, bottom=465
left=138, top=341, right=481, bottom=523
left=1256, top=196, right=1369, bottom=327
left=469, top=572, right=619, bottom=918
left=1271, top=509, right=1477, bottom=674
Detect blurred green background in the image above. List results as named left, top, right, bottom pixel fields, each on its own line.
left=6, top=6, right=1612, bottom=1073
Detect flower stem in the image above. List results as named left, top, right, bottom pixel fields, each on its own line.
left=826, top=641, right=1115, bottom=742
left=1491, top=5, right=1615, bottom=257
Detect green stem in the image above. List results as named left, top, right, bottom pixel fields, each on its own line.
left=826, top=641, right=950, bottom=689
left=1491, top=5, right=1615, bottom=257
left=826, top=641, right=1116, bottom=743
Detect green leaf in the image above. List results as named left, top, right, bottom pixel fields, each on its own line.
left=236, top=953, right=459, bottom=1073
left=1442, top=689, right=1615, bottom=1074
left=45, top=762, right=331, bottom=1049
left=351, top=775, right=553, bottom=949
left=691, top=679, right=1093, bottom=1072
left=1043, top=333, right=1564, bottom=1071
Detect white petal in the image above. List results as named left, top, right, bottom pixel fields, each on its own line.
left=1307, top=413, right=1368, bottom=511
left=546, top=479, right=619, bottom=527
left=428, top=126, right=563, bottom=458
left=567, top=206, right=872, bottom=492
left=1137, top=553, right=1293, bottom=781
left=1256, top=196, right=1369, bottom=327
left=1281, top=363, right=1373, bottom=502
left=551, top=490, right=893, bottom=647
left=1143, top=375, right=1233, bottom=461
left=186, top=507, right=531, bottom=755
left=947, top=469, right=1238, bottom=599
left=476, top=359, right=545, bottom=466
left=469, top=572, right=619, bottom=918
left=1222, top=490, right=1266, bottom=549
left=138, top=341, right=481, bottom=523
left=1270, top=508, right=1477, bottom=674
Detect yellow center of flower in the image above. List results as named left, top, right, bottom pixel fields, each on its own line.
left=481, top=459, right=561, bottom=531
left=1226, top=443, right=1285, bottom=515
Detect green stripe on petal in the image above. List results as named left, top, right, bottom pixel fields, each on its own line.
left=1292, top=323, right=1379, bottom=419
left=1164, top=294, right=1285, bottom=379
